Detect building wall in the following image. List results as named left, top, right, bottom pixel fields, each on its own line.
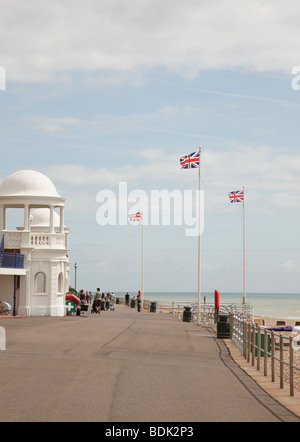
left=0, top=275, right=14, bottom=307
left=15, top=248, right=69, bottom=317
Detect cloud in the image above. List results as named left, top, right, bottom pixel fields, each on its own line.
left=284, top=260, right=300, bottom=272
left=28, top=116, right=83, bottom=133
left=41, top=144, right=300, bottom=217
left=1, top=0, right=300, bottom=83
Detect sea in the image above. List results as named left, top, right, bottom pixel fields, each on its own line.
left=112, top=291, right=300, bottom=320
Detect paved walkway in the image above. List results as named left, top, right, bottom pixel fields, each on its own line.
left=0, top=305, right=299, bottom=422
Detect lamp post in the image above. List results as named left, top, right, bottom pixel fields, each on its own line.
left=74, top=262, right=78, bottom=292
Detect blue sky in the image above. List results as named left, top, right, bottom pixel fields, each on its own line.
left=1, top=1, right=300, bottom=295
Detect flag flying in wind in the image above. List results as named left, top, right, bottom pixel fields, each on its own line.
left=228, top=190, right=244, bottom=203
left=128, top=211, right=143, bottom=222
left=180, top=151, right=200, bottom=169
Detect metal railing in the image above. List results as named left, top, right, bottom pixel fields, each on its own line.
left=231, top=313, right=300, bottom=397
left=200, top=303, right=254, bottom=325
left=0, top=252, right=24, bottom=269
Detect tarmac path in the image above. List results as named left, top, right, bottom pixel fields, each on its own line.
left=0, top=305, right=299, bottom=422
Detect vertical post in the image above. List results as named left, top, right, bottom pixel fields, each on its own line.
left=60, top=206, right=64, bottom=233
left=74, top=262, right=78, bottom=292
left=243, top=321, right=246, bottom=358
left=271, top=331, right=275, bottom=382
left=0, top=206, right=4, bottom=230
left=13, top=274, right=17, bottom=316
left=257, top=327, right=261, bottom=371
left=252, top=324, right=255, bottom=366
left=50, top=205, right=55, bottom=234
left=264, top=330, right=268, bottom=376
left=290, top=336, right=294, bottom=397
left=197, top=147, right=201, bottom=326
left=242, top=186, right=246, bottom=305
left=247, top=323, right=250, bottom=362
left=280, top=335, right=284, bottom=389
left=24, top=204, right=29, bottom=231
left=141, top=215, right=144, bottom=309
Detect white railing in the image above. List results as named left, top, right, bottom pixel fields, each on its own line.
left=1, top=230, right=66, bottom=249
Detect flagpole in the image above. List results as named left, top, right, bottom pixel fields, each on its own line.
left=141, top=212, right=144, bottom=309
left=242, top=186, right=246, bottom=305
left=197, top=147, right=202, bottom=325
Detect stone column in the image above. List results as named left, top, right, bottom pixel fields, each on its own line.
left=60, top=206, right=64, bottom=233
left=24, top=205, right=29, bottom=230
left=50, top=205, right=55, bottom=233
left=0, top=205, right=4, bottom=230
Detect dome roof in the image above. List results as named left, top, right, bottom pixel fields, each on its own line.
left=0, top=170, right=62, bottom=198
left=30, top=208, right=60, bottom=227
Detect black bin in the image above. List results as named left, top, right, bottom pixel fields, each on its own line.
left=150, top=302, right=156, bottom=312
left=183, top=306, right=192, bottom=322
left=116, top=298, right=119, bottom=304
left=131, top=299, right=136, bottom=308
left=217, top=315, right=230, bottom=338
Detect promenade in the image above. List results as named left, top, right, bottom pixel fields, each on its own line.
left=0, top=305, right=299, bottom=422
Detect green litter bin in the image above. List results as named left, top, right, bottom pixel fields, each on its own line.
left=251, top=331, right=271, bottom=357
left=130, top=299, right=136, bottom=308
left=217, top=315, right=230, bottom=338
left=183, top=306, right=192, bottom=322
left=150, top=302, right=156, bottom=312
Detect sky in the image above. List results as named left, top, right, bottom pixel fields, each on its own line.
left=1, top=0, right=300, bottom=295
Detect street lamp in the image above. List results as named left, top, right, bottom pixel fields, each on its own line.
left=74, top=262, right=78, bottom=292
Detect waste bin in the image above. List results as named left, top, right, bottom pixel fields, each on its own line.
left=130, top=299, right=136, bottom=308
left=183, top=306, right=192, bottom=322
left=251, top=331, right=271, bottom=357
left=150, top=302, right=156, bottom=313
left=217, top=315, right=230, bottom=338
left=116, top=298, right=119, bottom=304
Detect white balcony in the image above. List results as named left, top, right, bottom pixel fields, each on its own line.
left=1, top=230, right=68, bottom=250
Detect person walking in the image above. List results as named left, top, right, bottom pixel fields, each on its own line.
left=137, top=294, right=141, bottom=312
left=95, top=288, right=102, bottom=314
left=106, top=293, right=111, bottom=311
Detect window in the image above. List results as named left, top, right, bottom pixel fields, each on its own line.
left=34, top=272, right=45, bottom=293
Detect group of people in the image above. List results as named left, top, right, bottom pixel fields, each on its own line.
left=78, top=290, right=93, bottom=304
left=78, top=288, right=115, bottom=314
left=78, top=289, right=142, bottom=314
left=125, top=292, right=142, bottom=312
left=93, top=288, right=115, bottom=314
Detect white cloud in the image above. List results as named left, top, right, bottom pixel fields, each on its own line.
left=1, top=0, right=300, bottom=83
left=42, top=144, right=300, bottom=217
left=284, top=260, right=300, bottom=272
left=28, top=116, right=83, bottom=133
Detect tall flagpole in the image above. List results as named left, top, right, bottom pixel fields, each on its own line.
left=197, top=147, right=202, bottom=325
left=242, top=186, right=246, bottom=305
left=141, top=212, right=144, bottom=309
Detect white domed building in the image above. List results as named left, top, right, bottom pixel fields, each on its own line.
left=0, top=170, right=70, bottom=316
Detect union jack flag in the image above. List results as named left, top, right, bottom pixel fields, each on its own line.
left=180, top=151, right=200, bottom=169
left=228, top=190, right=244, bottom=203
left=128, top=211, right=143, bottom=222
